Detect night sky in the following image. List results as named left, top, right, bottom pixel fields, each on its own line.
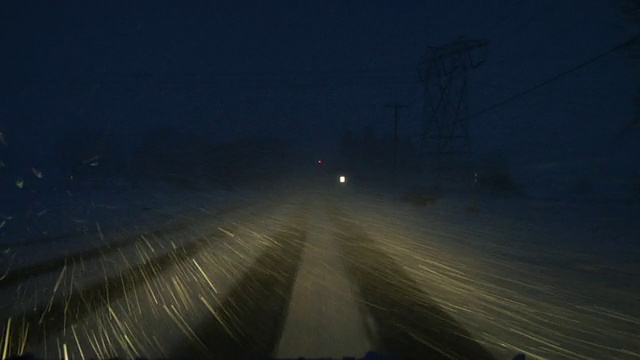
left=1, top=0, right=639, bottom=197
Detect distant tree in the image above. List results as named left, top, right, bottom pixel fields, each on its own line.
left=360, top=124, right=378, bottom=164
left=130, top=125, right=205, bottom=187
left=339, top=129, right=356, bottom=158
left=616, top=0, right=640, bottom=128
left=565, top=177, right=594, bottom=199
left=362, top=125, right=376, bottom=148
left=55, top=125, right=119, bottom=186
left=617, top=0, right=640, bottom=27
left=631, top=171, right=640, bottom=203
left=400, top=136, right=422, bottom=174
left=478, top=151, right=524, bottom=197
left=616, top=1, right=640, bottom=203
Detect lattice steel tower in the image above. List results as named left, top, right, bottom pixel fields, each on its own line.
left=419, top=37, right=488, bottom=178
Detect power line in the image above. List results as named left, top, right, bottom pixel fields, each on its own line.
left=3, top=69, right=421, bottom=91
left=469, top=1, right=609, bottom=80
left=466, top=35, right=640, bottom=120
left=7, top=68, right=417, bottom=80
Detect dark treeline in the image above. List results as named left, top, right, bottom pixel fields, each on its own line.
left=47, top=125, right=307, bottom=192
left=334, top=125, right=422, bottom=183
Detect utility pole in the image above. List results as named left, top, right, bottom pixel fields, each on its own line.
left=385, top=103, right=409, bottom=190
left=419, top=37, right=488, bottom=186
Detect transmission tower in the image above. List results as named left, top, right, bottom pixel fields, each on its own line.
left=419, top=37, right=488, bottom=181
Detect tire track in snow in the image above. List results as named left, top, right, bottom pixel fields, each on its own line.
left=169, top=205, right=309, bottom=359
left=0, top=203, right=249, bottom=290
left=329, top=204, right=496, bottom=360
left=0, top=202, right=273, bottom=356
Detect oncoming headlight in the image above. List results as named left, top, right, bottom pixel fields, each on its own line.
left=338, top=175, right=346, bottom=183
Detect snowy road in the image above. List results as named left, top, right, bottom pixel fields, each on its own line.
left=1, top=186, right=639, bottom=359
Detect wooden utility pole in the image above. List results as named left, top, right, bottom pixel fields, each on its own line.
left=385, top=103, right=409, bottom=189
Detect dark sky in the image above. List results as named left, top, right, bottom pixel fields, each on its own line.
left=1, top=0, right=639, bottom=196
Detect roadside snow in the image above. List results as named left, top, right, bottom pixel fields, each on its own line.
left=335, top=190, right=640, bottom=359
left=0, top=182, right=265, bottom=321
left=0, top=183, right=254, bottom=269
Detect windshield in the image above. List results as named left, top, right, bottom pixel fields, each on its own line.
left=1, top=1, right=639, bottom=359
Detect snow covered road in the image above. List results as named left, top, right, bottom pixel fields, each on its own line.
left=1, top=185, right=638, bottom=359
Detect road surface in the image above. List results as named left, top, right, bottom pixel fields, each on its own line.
left=0, top=186, right=638, bottom=359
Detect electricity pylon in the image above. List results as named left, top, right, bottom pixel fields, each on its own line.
left=419, top=37, right=488, bottom=183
